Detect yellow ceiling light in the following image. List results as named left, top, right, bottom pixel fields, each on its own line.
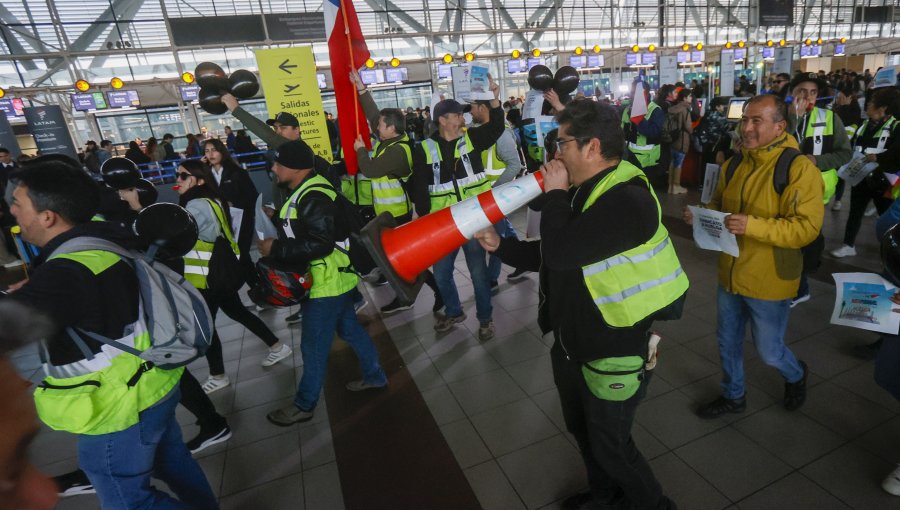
left=593, top=45, right=601, bottom=53
left=767, top=40, right=774, bottom=47
left=779, top=39, right=786, bottom=46
left=648, top=44, right=656, bottom=52
left=696, top=42, right=704, bottom=50
left=574, top=46, right=583, bottom=55
left=181, top=72, right=195, bottom=84
left=738, top=41, right=745, bottom=48
left=75, top=79, right=90, bottom=92
left=632, top=45, right=640, bottom=53
left=0, top=87, right=5, bottom=99
left=110, top=77, right=124, bottom=89
left=365, top=58, right=376, bottom=68
left=511, top=49, right=521, bottom=59
left=816, top=37, right=823, bottom=45
left=725, top=41, right=733, bottom=49
left=840, top=37, right=848, bottom=44
left=464, top=52, right=475, bottom=62
left=804, top=38, right=812, bottom=46
left=531, top=48, right=541, bottom=57
left=442, top=53, right=453, bottom=64
left=390, top=57, right=400, bottom=67
left=682, top=43, right=690, bottom=51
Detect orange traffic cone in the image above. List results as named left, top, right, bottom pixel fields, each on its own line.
left=359, top=172, right=545, bottom=304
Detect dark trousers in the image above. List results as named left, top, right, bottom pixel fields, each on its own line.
left=179, top=369, right=226, bottom=430
left=843, top=183, right=893, bottom=246
left=550, top=343, right=675, bottom=510
left=875, top=334, right=900, bottom=402
left=834, top=178, right=846, bottom=202
left=201, top=288, right=279, bottom=375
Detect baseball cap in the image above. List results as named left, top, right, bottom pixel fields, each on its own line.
left=433, top=99, right=471, bottom=119
left=789, top=72, right=827, bottom=93
left=273, top=141, right=315, bottom=170
left=266, top=111, right=299, bottom=128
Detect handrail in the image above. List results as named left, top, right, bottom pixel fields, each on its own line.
left=135, top=150, right=270, bottom=184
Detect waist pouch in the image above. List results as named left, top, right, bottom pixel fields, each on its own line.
left=581, top=356, right=646, bottom=402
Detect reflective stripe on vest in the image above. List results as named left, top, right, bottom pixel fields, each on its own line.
left=423, top=136, right=490, bottom=211
left=280, top=175, right=358, bottom=298
left=481, top=123, right=512, bottom=183
left=579, top=161, right=689, bottom=328
left=802, top=107, right=834, bottom=157
left=854, top=117, right=897, bottom=155
left=621, top=102, right=661, bottom=169
left=183, top=199, right=238, bottom=290
left=36, top=249, right=182, bottom=435
left=371, top=135, right=413, bottom=217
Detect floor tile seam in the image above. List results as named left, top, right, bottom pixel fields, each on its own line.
left=797, top=397, right=899, bottom=440
left=789, top=445, right=874, bottom=510
left=466, top=397, right=566, bottom=460
left=217, top=439, right=308, bottom=499
left=666, top=448, right=733, bottom=504
left=217, top=471, right=307, bottom=504
left=463, top=458, right=531, bottom=509
left=220, top=426, right=302, bottom=456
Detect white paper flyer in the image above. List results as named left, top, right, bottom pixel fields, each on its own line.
left=831, top=272, right=900, bottom=334
left=688, top=206, right=739, bottom=257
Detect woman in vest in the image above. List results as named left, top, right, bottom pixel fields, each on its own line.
left=175, top=160, right=291, bottom=392
left=832, top=88, right=900, bottom=258
left=831, top=84, right=864, bottom=211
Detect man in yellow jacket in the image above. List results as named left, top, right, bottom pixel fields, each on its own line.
left=684, top=95, right=824, bottom=418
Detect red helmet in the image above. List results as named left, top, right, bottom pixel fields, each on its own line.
left=248, top=258, right=313, bottom=307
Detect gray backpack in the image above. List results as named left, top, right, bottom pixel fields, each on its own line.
left=51, top=237, right=213, bottom=370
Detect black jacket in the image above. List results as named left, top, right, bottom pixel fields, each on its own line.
left=411, top=106, right=505, bottom=216
left=214, top=162, right=258, bottom=249
left=9, top=222, right=140, bottom=366
left=270, top=172, right=339, bottom=271
left=494, top=166, right=681, bottom=362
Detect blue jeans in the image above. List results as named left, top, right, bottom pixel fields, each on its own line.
left=875, top=334, right=900, bottom=402
left=716, top=287, right=804, bottom=400
left=78, top=387, right=218, bottom=510
left=488, top=219, right=518, bottom=283
left=433, top=238, right=493, bottom=323
left=295, top=289, right=387, bottom=411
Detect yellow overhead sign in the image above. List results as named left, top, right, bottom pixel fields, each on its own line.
left=255, top=46, right=332, bottom=161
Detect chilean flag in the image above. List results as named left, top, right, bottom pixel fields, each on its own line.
left=325, top=0, right=371, bottom=175
left=630, top=72, right=650, bottom=125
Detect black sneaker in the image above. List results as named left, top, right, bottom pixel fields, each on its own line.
left=490, top=280, right=499, bottom=293
left=507, top=268, right=531, bottom=281
left=55, top=469, right=95, bottom=497
left=187, top=424, right=233, bottom=454
left=560, top=491, right=592, bottom=510
left=432, top=293, right=444, bottom=315
left=373, top=274, right=389, bottom=286
left=285, top=310, right=302, bottom=324
left=381, top=298, right=413, bottom=315
left=784, top=360, right=808, bottom=411
left=697, top=395, right=747, bottom=419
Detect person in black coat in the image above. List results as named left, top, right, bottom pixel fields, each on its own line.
left=124, top=140, right=150, bottom=165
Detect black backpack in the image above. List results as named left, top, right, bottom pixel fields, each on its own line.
left=723, top=147, right=824, bottom=274
left=303, top=183, right=377, bottom=276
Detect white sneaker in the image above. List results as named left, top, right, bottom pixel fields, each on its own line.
left=883, top=464, right=900, bottom=496
left=830, top=245, right=857, bottom=258
left=261, top=344, right=292, bottom=367
left=2, top=259, right=24, bottom=269
left=201, top=375, right=230, bottom=394
left=831, top=200, right=842, bottom=211
left=865, top=205, right=877, bottom=217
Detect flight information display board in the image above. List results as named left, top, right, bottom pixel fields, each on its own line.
left=106, top=90, right=140, bottom=108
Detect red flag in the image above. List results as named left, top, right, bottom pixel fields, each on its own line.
left=325, top=0, right=371, bottom=175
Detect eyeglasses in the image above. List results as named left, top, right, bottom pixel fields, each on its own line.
left=176, top=172, right=193, bottom=181
left=772, top=79, right=788, bottom=84
left=554, top=137, right=586, bottom=153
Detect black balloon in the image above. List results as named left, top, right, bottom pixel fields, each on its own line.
left=883, top=223, right=900, bottom=285
left=101, top=157, right=141, bottom=190
left=527, top=65, right=554, bottom=91
left=553, top=66, right=580, bottom=96
left=198, top=87, right=228, bottom=115
left=229, top=69, right=259, bottom=99
left=133, top=203, right=199, bottom=259
left=134, top=178, right=158, bottom=208
left=194, top=62, right=229, bottom=91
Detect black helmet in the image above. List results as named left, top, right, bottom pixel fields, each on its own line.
left=865, top=170, right=891, bottom=197
left=882, top=224, right=900, bottom=285
left=101, top=157, right=141, bottom=190
left=134, top=178, right=158, bottom=208
left=133, top=203, right=198, bottom=259
left=248, top=258, right=313, bottom=307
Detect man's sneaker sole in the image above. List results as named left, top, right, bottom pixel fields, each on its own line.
left=790, top=294, right=811, bottom=308
left=381, top=303, right=414, bottom=315
left=59, top=485, right=96, bottom=497
left=189, top=427, right=233, bottom=454
left=262, top=345, right=293, bottom=367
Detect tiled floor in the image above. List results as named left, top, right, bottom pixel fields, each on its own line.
left=13, top=189, right=900, bottom=509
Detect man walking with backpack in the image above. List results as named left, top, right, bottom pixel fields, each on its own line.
left=683, top=95, right=823, bottom=419
left=5, top=157, right=218, bottom=509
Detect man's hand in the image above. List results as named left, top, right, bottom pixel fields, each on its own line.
left=682, top=206, right=694, bottom=225
left=263, top=206, right=276, bottom=219
left=349, top=70, right=366, bottom=93
left=891, top=292, right=900, bottom=312
left=724, top=213, right=749, bottom=235
left=866, top=153, right=878, bottom=163
left=544, top=89, right=565, bottom=112
left=6, top=279, right=27, bottom=292
left=221, top=93, right=238, bottom=112
left=540, top=160, right=570, bottom=192
left=258, top=238, right=274, bottom=257
left=474, top=227, right=501, bottom=253
left=353, top=135, right=367, bottom=151
left=792, top=94, right=810, bottom=117
left=489, top=74, right=500, bottom=100
left=118, top=188, right=142, bottom=211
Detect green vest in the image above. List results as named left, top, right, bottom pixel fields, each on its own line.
left=853, top=117, right=900, bottom=198
left=422, top=135, right=491, bottom=212
left=621, top=102, right=661, bottom=169
left=580, top=161, right=689, bottom=328
left=279, top=175, right=358, bottom=298
left=340, top=173, right=373, bottom=206
left=34, top=250, right=182, bottom=435
left=371, top=135, right=413, bottom=218
left=480, top=122, right=513, bottom=184
left=800, top=107, right=839, bottom=204
left=183, top=199, right=240, bottom=290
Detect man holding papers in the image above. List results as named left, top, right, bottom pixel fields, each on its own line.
left=683, top=95, right=824, bottom=418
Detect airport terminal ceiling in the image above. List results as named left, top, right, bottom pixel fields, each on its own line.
left=1, top=0, right=898, bottom=91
